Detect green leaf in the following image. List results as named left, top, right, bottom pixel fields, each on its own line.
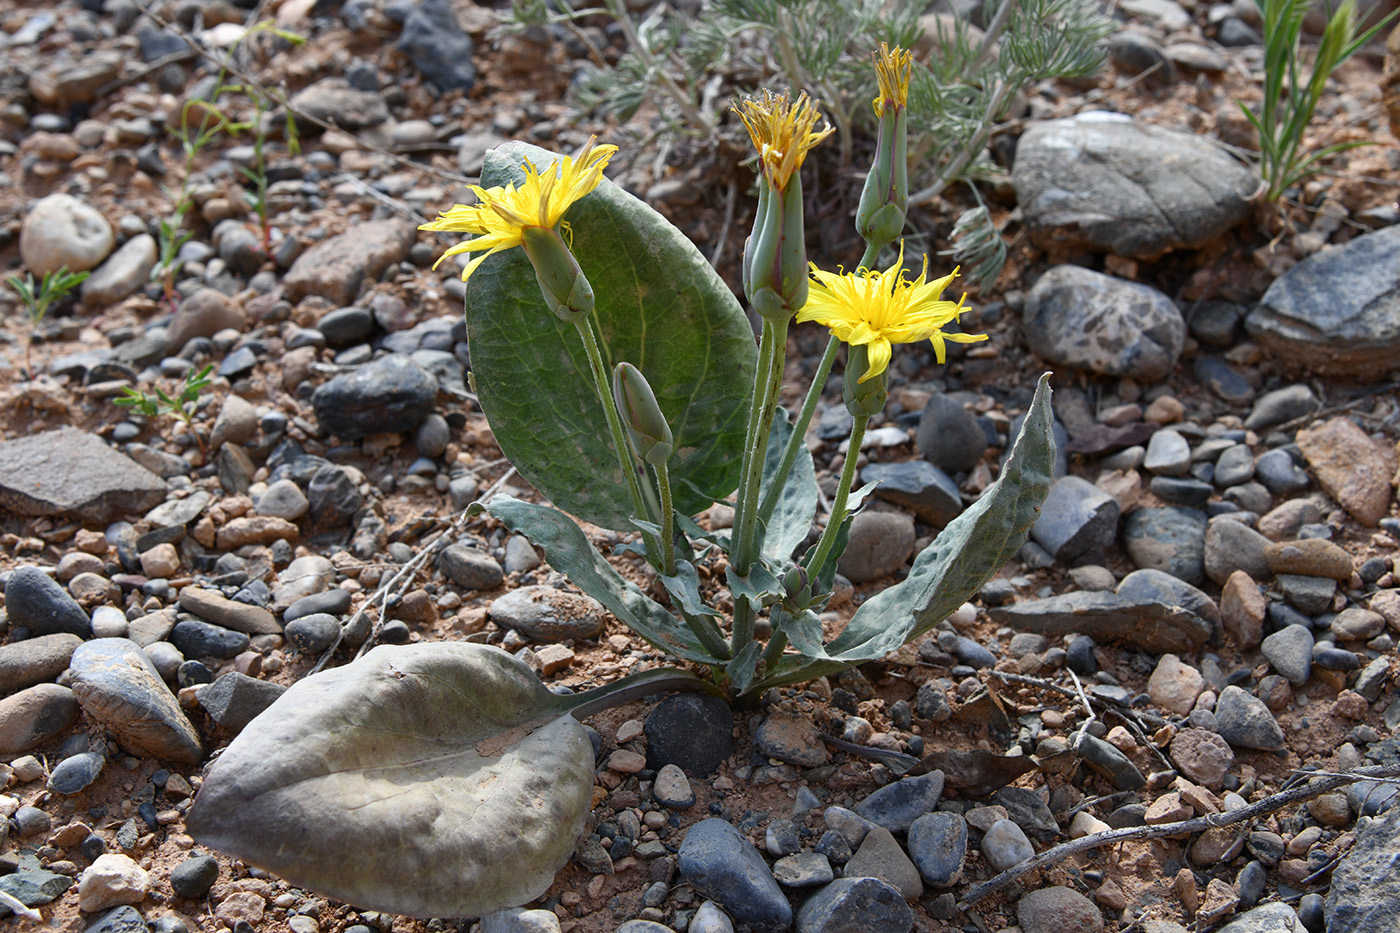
left=758, top=407, right=817, bottom=562
left=659, top=560, right=723, bottom=620
left=488, top=495, right=726, bottom=665
left=186, top=643, right=596, bottom=918
left=466, top=141, right=757, bottom=531
left=751, top=373, right=1056, bottom=689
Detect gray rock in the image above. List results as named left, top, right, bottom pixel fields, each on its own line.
left=854, top=769, right=945, bottom=833
left=678, top=819, right=792, bottom=932
left=795, top=877, right=913, bottom=933
left=907, top=811, right=967, bottom=887
left=1023, top=265, right=1185, bottom=381
left=488, top=585, right=606, bottom=641
left=84, top=905, right=149, bottom=933
left=169, top=855, right=219, bottom=900
left=170, top=620, right=251, bottom=658
left=1345, top=779, right=1400, bottom=816
left=843, top=825, right=923, bottom=901
left=1215, top=685, right=1285, bottom=750
left=0, top=683, right=80, bottom=754
left=755, top=709, right=827, bottom=768
left=1123, top=507, right=1208, bottom=585
left=1195, top=356, right=1256, bottom=404
left=837, top=511, right=915, bottom=583
left=981, top=819, right=1035, bottom=872
left=307, top=464, right=363, bottom=531
left=285, top=588, right=354, bottom=623
left=0, top=632, right=83, bottom=693
left=1214, top=445, right=1255, bottom=487
left=255, top=479, right=310, bottom=520
left=312, top=354, right=438, bottom=439
left=1218, top=902, right=1304, bottom=933
left=199, top=671, right=287, bottom=734
left=862, top=461, right=962, bottom=527
left=145, top=490, right=213, bottom=529
left=0, top=428, right=167, bottom=522
left=916, top=395, right=987, bottom=474
left=1245, top=226, right=1400, bottom=377
left=653, top=763, right=695, bottom=809
left=415, top=413, right=451, bottom=458
left=82, top=233, right=157, bottom=306
left=1013, top=112, right=1256, bottom=258
left=397, top=0, right=476, bottom=92
left=167, top=288, right=246, bottom=349
left=19, top=192, right=114, bottom=276
left=1278, top=574, right=1336, bottom=614
left=1261, top=625, right=1313, bottom=685
left=773, top=853, right=835, bottom=888
left=1116, top=568, right=1221, bottom=631
left=178, top=586, right=281, bottom=635
left=1149, top=476, right=1214, bottom=508
left=645, top=694, right=733, bottom=776
left=316, top=306, right=374, bottom=345
left=1030, top=476, right=1120, bottom=561
left=286, top=77, right=389, bottom=130
left=439, top=544, right=505, bottom=591
left=284, top=218, right=414, bottom=306
left=1255, top=449, right=1310, bottom=496
left=48, top=750, right=105, bottom=794
left=1077, top=734, right=1147, bottom=790
left=284, top=613, right=341, bottom=654
left=0, top=868, right=72, bottom=918
left=989, top=589, right=1211, bottom=653
left=1143, top=430, right=1192, bottom=476
left=5, top=566, right=91, bottom=637
left=68, top=638, right=202, bottom=763
left=504, top=535, right=542, bottom=574
left=1204, top=518, right=1272, bottom=584
left=1017, top=886, right=1105, bottom=933
left=993, top=785, right=1061, bottom=843
left=1245, top=385, right=1320, bottom=431
left=1188, top=300, right=1243, bottom=346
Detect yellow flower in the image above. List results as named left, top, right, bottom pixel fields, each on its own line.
left=872, top=43, right=913, bottom=118
left=420, top=137, right=618, bottom=281
left=796, top=245, right=987, bottom=381
left=732, top=90, right=834, bottom=192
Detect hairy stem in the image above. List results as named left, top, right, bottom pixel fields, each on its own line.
left=805, top=412, right=869, bottom=579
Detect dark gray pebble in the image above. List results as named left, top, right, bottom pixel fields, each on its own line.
left=678, top=819, right=792, bottom=932
left=170, top=855, right=220, bottom=899
left=170, top=620, right=250, bottom=658
left=854, top=769, right=945, bottom=833
left=645, top=694, right=733, bottom=776
left=47, top=751, right=105, bottom=794
left=284, top=587, right=354, bottom=622
left=907, top=811, right=967, bottom=887
left=795, top=877, right=913, bottom=933
left=284, top=613, right=341, bottom=654
left=4, top=567, right=91, bottom=637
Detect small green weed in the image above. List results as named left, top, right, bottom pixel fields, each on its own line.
left=112, top=364, right=216, bottom=459
left=5, top=265, right=90, bottom=378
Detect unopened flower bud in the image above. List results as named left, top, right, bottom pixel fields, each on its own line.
left=856, top=45, right=911, bottom=253
left=782, top=564, right=814, bottom=610
left=520, top=225, right=594, bottom=323
left=843, top=343, right=888, bottom=418
left=743, top=172, right=810, bottom=323
left=611, top=361, right=673, bottom=465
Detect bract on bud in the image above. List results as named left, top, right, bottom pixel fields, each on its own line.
left=520, top=225, right=594, bottom=323
left=842, top=343, right=888, bottom=418
left=611, top=361, right=674, bottom=465
left=743, top=171, right=810, bottom=323
left=856, top=45, right=912, bottom=252
left=782, top=564, right=814, bottom=610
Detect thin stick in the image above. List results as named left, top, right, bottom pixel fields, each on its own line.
left=958, top=765, right=1400, bottom=910
left=1066, top=668, right=1094, bottom=750
left=0, top=889, right=42, bottom=921
left=709, top=179, right=739, bottom=268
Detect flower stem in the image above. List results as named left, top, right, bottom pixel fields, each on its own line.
left=653, top=460, right=676, bottom=576
left=805, top=412, right=869, bottom=580
left=575, top=319, right=662, bottom=564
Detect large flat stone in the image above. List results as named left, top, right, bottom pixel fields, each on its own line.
left=987, top=590, right=1212, bottom=653
left=0, top=427, right=167, bottom=522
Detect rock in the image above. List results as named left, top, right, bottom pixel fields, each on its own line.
left=1031, top=476, right=1120, bottom=561
left=284, top=614, right=341, bottom=654
left=1255, top=449, right=1311, bottom=496
left=284, top=219, right=416, bottom=306
left=981, top=819, right=1035, bottom=872
left=1014, top=112, right=1255, bottom=258
left=1077, top=734, right=1146, bottom=790
left=1022, top=265, right=1185, bottom=381
left=1332, top=608, right=1385, bottom=642
left=1327, top=806, right=1400, bottom=932
left=756, top=708, right=828, bottom=768
left=1143, top=430, right=1192, bottom=476
left=216, top=516, right=299, bottom=549
left=1265, top=538, right=1352, bottom=581
left=397, top=0, right=476, bottom=92
left=1246, top=385, right=1320, bottom=432
left=169, top=855, right=220, bottom=900
left=843, top=826, right=923, bottom=901
left=1277, top=574, right=1335, bottom=614
left=488, top=585, right=605, bottom=641
left=1116, top=568, right=1220, bottom=631
left=306, top=465, right=363, bottom=531
left=1296, top=418, right=1392, bottom=527
left=256, top=479, right=310, bottom=520
left=773, top=853, right=834, bottom=888
left=0, top=684, right=80, bottom=754
left=178, top=586, right=281, bottom=635
left=678, top=819, right=792, bottom=932
left=795, top=877, right=914, bottom=933
left=210, top=395, right=258, bottom=451
left=286, top=77, right=390, bottom=130
left=5, top=566, right=91, bottom=637
left=916, top=395, right=987, bottom=474
left=1259, top=499, right=1326, bottom=541
left=645, top=693, right=733, bottom=776
left=68, top=639, right=202, bottom=763
left=1195, top=356, right=1256, bottom=405
left=77, top=854, right=149, bottom=912
left=1123, top=506, right=1208, bottom=585
left=311, top=354, right=439, bottom=439
left=1218, top=903, right=1304, bottom=933
left=198, top=672, right=286, bottom=734
left=48, top=750, right=105, bottom=794
left=1213, top=444, right=1256, bottom=488
left=862, top=461, right=961, bottom=526
left=0, top=632, right=82, bottom=693
left=1205, top=518, right=1273, bottom=584
left=1148, top=654, right=1205, bottom=715
left=653, top=763, right=695, bottom=809
left=1245, top=225, right=1400, bottom=377
left=1150, top=476, right=1214, bottom=508
left=1215, top=685, right=1285, bottom=750
left=480, top=907, right=563, bottom=933
left=82, top=234, right=157, bottom=306
left=907, top=811, right=967, bottom=887
left=1169, top=728, right=1234, bottom=788
left=854, top=769, right=945, bottom=833
left=0, top=428, right=168, bottom=522
left=989, top=590, right=1211, bottom=653
left=1261, top=625, right=1314, bottom=685
left=837, top=511, right=915, bottom=583
left=167, top=289, right=247, bottom=350
left=316, top=306, right=375, bottom=345
left=0, top=868, right=72, bottom=918
left=439, top=544, right=505, bottom=591
left=1220, top=570, right=1267, bottom=649
left=1017, top=886, right=1105, bottom=933
left=19, top=193, right=115, bottom=275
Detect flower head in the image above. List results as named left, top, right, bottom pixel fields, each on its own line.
left=872, top=43, right=913, bottom=118
left=420, top=137, right=617, bottom=282
left=732, top=90, right=834, bottom=193
left=796, top=244, right=987, bottom=381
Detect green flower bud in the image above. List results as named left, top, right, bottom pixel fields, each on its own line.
left=520, top=225, right=594, bottom=323
left=856, top=104, right=908, bottom=251
left=843, top=343, right=888, bottom=418
left=742, top=174, right=809, bottom=324
left=782, top=564, right=815, bottom=610
left=611, top=361, right=673, bottom=465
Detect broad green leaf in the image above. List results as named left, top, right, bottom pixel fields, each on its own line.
left=750, top=373, right=1056, bottom=690
left=186, top=643, right=595, bottom=918
left=759, top=407, right=818, bottom=562
left=488, top=495, right=727, bottom=665
left=659, top=560, right=723, bottom=620
left=466, top=142, right=757, bottom=530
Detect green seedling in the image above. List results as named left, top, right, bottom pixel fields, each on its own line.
left=112, top=363, right=215, bottom=459
left=5, top=265, right=90, bottom=378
